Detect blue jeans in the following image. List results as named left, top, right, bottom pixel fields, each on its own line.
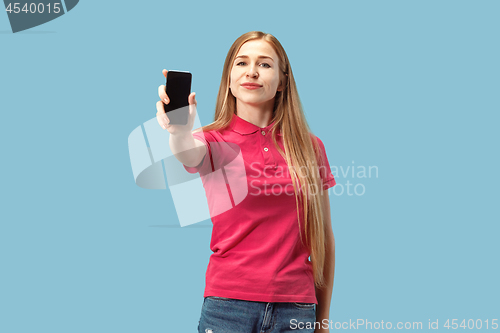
left=198, top=296, right=317, bottom=333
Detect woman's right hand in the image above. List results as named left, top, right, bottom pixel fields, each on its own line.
left=156, top=69, right=197, bottom=135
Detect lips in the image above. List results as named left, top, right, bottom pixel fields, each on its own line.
left=241, top=83, right=262, bottom=88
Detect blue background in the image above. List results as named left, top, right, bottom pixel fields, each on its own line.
left=1, top=0, right=499, bottom=332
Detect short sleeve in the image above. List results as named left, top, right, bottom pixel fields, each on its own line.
left=183, top=130, right=213, bottom=175
left=315, top=136, right=336, bottom=190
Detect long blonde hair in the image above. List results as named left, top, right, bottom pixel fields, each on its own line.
left=197, top=31, right=329, bottom=289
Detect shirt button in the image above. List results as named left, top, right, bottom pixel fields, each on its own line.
left=261, top=130, right=266, bottom=135
left=264, top=147, right=269, bottom=151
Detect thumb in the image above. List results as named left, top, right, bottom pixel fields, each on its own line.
left=188, top=92, right=197, bottom=116
left=189, top=92, right=197, bottom=106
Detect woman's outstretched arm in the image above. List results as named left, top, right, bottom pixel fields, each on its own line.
left=315, top=189, right=335, bottom=332
left=156, top=69, right=206, bottom=168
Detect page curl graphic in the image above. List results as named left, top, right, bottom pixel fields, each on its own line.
left=128, top=107, right=248, bottom=227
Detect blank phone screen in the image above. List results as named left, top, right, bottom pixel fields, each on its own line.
left=164, top=71, right=192, bottom=125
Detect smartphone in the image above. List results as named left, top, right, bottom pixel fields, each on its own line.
left=164, top=70, right=192, bottom=125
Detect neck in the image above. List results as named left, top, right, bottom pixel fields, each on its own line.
left=235, top=98, right=275, bottom=128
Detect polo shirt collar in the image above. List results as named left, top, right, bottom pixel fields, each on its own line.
left=230, top=113, right=282, bottom=136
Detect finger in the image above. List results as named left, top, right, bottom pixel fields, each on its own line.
left=162, top=69, right=168, bottom=78
left=188, top=92, right=197, bottom=106
left=158, top=85, right=169, bottom=104
left=188, top=92, right=197, bottom=116
left=156, top=100, right=165, bottom=115
left=156, top=101, right=170, bottom=129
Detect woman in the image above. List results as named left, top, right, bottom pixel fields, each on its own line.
left=156, top=31, right=336, bottom=333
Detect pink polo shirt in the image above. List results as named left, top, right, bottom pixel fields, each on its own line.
left=183, top=113, right=336, bottom=304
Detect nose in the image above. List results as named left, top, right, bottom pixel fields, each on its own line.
left=246, top=64, right=259, bottom=78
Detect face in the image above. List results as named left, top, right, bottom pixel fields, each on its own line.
left=229, top=40, right=284, bottom=108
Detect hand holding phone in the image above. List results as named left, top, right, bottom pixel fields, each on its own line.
left=156, top=69, right=197, bottom=134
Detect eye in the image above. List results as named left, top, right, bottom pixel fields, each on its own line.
left=235, top=62, right=271, bottom=68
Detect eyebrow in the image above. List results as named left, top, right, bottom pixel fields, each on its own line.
left=235, top=55, right=274, bottom=61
